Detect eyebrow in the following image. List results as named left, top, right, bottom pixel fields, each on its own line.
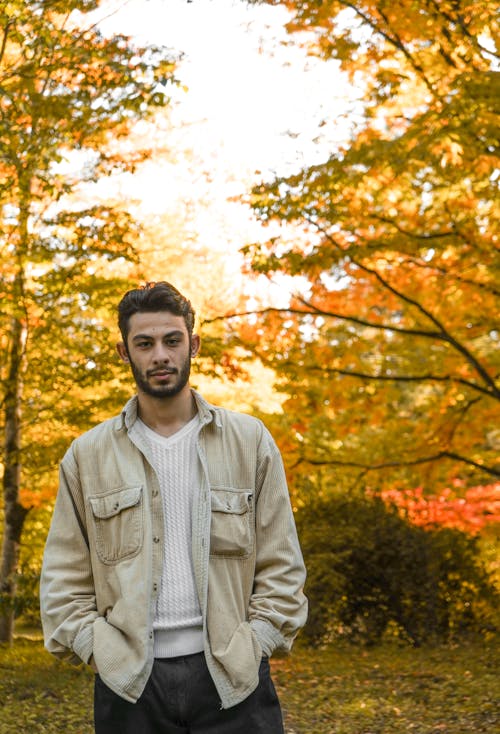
left=131, top=330, right=185, bottom=342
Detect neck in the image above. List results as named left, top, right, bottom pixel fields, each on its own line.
left=137, top=386, right=197, bottom=438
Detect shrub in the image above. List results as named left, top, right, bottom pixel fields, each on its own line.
left=295, top=493, right=498, bottom=645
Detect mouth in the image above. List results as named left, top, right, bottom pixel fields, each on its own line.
left=148, top=368, right=177, bottom=378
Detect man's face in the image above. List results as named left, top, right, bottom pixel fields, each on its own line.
left=117, top=311, right=200, bottom=399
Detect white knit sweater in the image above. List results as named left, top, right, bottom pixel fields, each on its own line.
left=136, top=415, right=204, bottom=657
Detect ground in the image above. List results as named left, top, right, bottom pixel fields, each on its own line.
left=0, top=635, right=498, bottom=733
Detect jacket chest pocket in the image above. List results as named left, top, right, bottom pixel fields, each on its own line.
left=210, top=488, right=254, bottom=558
left=89, top=486, right=144, bottom=565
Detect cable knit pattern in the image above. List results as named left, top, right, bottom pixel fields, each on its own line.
left=136, top=416, right=203, bottom=657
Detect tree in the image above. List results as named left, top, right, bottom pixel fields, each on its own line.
left=0, top=0, right=177, bottom=642
left=295, top=492, right=498, bottom=645
left=238, top=0, right=499, bottom=495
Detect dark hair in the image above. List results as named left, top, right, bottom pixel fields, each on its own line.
left=117, top=282, right=195, bottom=343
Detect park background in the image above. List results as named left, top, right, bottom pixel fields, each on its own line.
left=0, top=1, right=498, bottom=731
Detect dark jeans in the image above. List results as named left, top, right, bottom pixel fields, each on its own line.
left=94, top=653, right=284, bottom=733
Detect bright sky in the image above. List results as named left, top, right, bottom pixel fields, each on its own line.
left=90, top=0, right=354, bottom=305
left=79, top=0, right=355, bottom=407
left=97, top=0, right=351, bottom=173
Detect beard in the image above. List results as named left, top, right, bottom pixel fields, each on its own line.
left=129, top=352, right=192, bottom=399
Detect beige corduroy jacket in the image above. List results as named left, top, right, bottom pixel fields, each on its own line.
left=40, top=391, right=307, bottom=708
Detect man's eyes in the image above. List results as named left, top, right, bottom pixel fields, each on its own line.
left=136, top=338, right=181, bottom=348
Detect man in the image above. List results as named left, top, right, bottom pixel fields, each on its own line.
left=40, top=281, right=307, bottom=733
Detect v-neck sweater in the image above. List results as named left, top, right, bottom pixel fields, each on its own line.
left=136, top=415, right=204, bottom=657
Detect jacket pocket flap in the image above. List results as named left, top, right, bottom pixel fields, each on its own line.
left=211, top=489, right=252, bottom=515
left=90, top=486, right=142, bottom=520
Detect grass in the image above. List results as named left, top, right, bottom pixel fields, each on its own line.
left=0, top=635, right=93, bottom=734
left=273, top=638, right=499, bottom=734
left=0, top=635, right=498, bottom=733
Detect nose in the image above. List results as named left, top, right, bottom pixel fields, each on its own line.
left=151, top=342, right=170, bottom=364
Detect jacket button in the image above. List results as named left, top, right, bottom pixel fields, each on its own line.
left=153, top=583, right=158, bottom=592
left=153, top=536, right=160, bottom=543
left=152, top=489, right=159, bottom=497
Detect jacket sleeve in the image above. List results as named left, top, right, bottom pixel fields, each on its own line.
left=249, top=425, right=308, bottom=657
left=40, top=447, right=97, bottom=666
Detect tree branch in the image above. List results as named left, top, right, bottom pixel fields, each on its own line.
left=433, top=396, right=481, bottom=447
left=273, top=362, right=495, bottom=400
left=202, top=306, right=443, bottom=340
left=426, top=0, right=500, bottom=62
left=372, top=215, right=455, bottom=241
left=304, top=217, right=451, bottom=333
left=403, top=256, right=500, bottom=298
left=203, top=301, right=499, bottom=402
left=304, top=219, right=500, bottom=400
left=339, top=1, right=437, bottom=96
left=292, top=451, right=500, bottom=479
left=0, top=19, right=12, bottom=66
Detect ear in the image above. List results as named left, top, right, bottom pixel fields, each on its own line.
left=117, top=342, right=130, bottom=363
left=191, top=334, right=201, bottom=358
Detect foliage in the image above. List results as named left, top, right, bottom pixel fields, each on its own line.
left=295, top=492, right=498, bottom=646
left=0, top=0, right=178, bottom=640
left=0, top=0, right=177, bottom=485
left=239, top=0, right=500, bottom=496
left=7, top=503, right=54, bottom=625
left=273, top=638, right=500, bottom=734
left=0, top=636, right=498, bottom=733
left=377, top=482, right=500, bottom=533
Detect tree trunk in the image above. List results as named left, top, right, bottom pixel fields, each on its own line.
left=0, top=314, right=28, bottom=643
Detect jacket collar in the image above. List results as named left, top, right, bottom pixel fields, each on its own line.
left=192, top=389, right=222, bottom=428
left=119, top=389, right=221, bottom=431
